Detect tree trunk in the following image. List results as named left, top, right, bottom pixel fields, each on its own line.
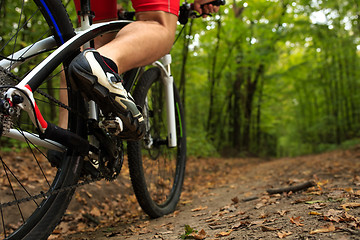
left=179, top=19, right=193, bottom=108
left=242, top=64, right=264, bottom=151
left=206, top=19, right=222, bottom=138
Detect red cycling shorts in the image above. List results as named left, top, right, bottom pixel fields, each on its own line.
left=74, top=0, right=118, bottom=22
left=74, top=0, right=179, bottom=22
left=132, top=0, right=180, bottom=16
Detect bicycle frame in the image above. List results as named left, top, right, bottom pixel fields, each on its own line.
left=2, top=19, right=178, bottom=150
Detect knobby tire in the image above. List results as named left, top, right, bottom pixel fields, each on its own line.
left=128, top=67, right=186, bottom=217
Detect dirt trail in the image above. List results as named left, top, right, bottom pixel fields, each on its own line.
left=55, top=146, right=360, bottom=240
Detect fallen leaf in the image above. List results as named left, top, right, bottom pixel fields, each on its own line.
left=277, top=210, right=289, bottom=216
left=139, top=227, right=152, bottom=234
left=291, top=196, right=312, bottom=204
left=231, top=197, right=240, bottom=204
left=289, top=216, right=304, bottom=227
left=90, top=207, right=101, bottom=217
left=228, top=206, right=237, bottom=212
left=204, top=218, right=216, bottom=223
left=343, top=212, right=357, bottom=221
left=311, top=203, right=327, bottom=210
left=158, top=231, right=173, bottom=235
left=250, top=220, right=265, bottom=226
left=353, top=176, right=360, bottom=186
left=309, top=211, right=322, bottom=215
left=341, top=202, right=360, bottom=210
left=316, top=179, right=329, bottom=189
left=354, top=190, right=360, bottom=196
left=153, top=234, right=165, bottom=239
left=75, top=193, right=87, bottom=205
left=255, top=202, right=265, bottom=209
left=220, top=205, right=236, bottom=212
left=173, top=210, right=180, bottom=217
left=191, top=206, right=208, bottom=212
left=324, top=216, right=340, bottom=223
left=191, top=229, right=207, bottom=240
left=323, top=209, right=343, bottom=222
left=324, top=209, right=342, bottom=217
left=305, top=200, right=325, bottom=204
left=192, top=213, right=207, bottom=218
left=277, top=231, right=292, bottom=239
left=261, top=225, right=280, bottom=231
left=310, top=223, right=335, bottom=234
left=215, top=230, right=233, bottom=237
left=308, top=190, right=322, bottom=195
left=344, top=187, right=353, bottom=193
left=231, top=221, right=249, bottom=230
left=84, top=190, right=93, bottom=198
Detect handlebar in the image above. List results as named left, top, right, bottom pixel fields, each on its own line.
left=178, top=0, right=226, bottom=25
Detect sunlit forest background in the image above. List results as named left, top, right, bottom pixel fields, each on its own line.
left=169, top=0, right=360, bottom=157
left=2, top=0, right=360, bottom=158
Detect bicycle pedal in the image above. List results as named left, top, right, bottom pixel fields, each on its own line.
left=99, top=117, right=123, bottom=135
left=88, top=151, right=100, bottom=169
left=80, top=153, right=101, bottom=179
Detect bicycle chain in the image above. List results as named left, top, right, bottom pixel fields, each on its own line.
left=0, top=176, right=103, bottom=208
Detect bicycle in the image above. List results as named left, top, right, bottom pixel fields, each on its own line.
left=0, top=0, right=224, bottom=239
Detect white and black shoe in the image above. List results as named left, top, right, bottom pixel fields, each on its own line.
left=69, top=48, right=145, bottom=140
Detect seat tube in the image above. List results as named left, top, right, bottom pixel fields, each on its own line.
left=79, top=0, right=98, bottom=120
left=161, top=54, right=177, bottom=148
left=79, top=0, right=92, bottom=33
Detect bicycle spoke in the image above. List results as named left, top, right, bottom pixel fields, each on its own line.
left=1, top=159, right=40, bottom=208
left=0, top=204, right=6, bottom=238
left=15, top=126, right=51, bottom=187
left=1, top=160, right=25, bottom=223
left=141, top=86, right=179, bottom=204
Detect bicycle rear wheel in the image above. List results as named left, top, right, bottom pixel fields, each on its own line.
left=0, top=1, right=85, bottom=239
left=128, top=67, right=186, bottom=217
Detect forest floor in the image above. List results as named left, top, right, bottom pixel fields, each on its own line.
left=51, top=146, right=360, bottom=240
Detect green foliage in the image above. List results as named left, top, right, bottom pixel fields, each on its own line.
left=187, top=127, right=218, bottom=157
left=180, top=224, right=198, bottom=239
left=0, top=138, right=28, bottom=152
left=2, top=0, right=360, bottom=158
left=171, top=0, right=360, bottom=157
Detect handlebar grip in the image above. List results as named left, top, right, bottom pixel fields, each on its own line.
left=178, top=0, right=226, bottom=25
left=202, top=0, right=226, bottom=7
left=192, top=0, right=226, bottom=10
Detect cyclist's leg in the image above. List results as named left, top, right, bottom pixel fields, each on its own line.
left=59, top=70, right=68, bottom=129
left=58, top=0, right=119, bottom=129
left=97, top=11, right=178, bottom=74
left=68, top=3, right=178, bottom=140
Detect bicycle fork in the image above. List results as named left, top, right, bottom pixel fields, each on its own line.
left=154, top=54, right=177, bottom=148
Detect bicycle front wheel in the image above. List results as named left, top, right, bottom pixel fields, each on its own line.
left=128, top=67, right=186, bottom=218
left=0, top=1, right=85, bottom=239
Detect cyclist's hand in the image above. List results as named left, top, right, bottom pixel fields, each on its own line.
left=193, top=0, right=220, bottom=17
